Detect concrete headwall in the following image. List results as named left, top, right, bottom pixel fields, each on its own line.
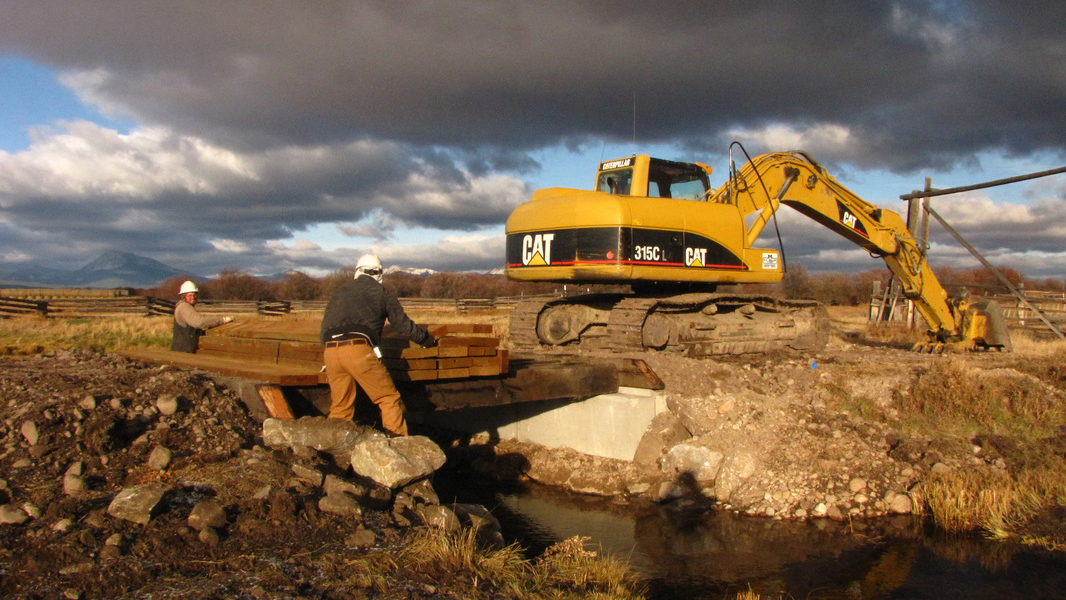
left=411, top=387, right=666, bottom=461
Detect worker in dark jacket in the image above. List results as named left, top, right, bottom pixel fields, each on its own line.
left=320, top=254, right=435, bottom=436
left=171, top=281, right=233, bottom=353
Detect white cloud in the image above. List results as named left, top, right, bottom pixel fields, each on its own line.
left=720, top=123, right=859, bottom=164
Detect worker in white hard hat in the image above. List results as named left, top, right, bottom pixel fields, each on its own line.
left=319, top=254, right=436, bottom=436
left=171, top=280, right=234, bottom=353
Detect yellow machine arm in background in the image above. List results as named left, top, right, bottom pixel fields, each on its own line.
left=712, top=151, right=1010, bottom=351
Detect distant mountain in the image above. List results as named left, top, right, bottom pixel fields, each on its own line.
left=0, top=251, right=201, bottom=289
left=386, top=266, right=439, bottom=277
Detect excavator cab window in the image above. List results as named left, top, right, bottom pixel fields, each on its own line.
left=597, top=169, right=632, bottom=195
left=647, top=158, right=709, bottom=201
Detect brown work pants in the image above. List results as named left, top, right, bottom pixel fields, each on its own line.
left=323, top=343, right=408, bottom=436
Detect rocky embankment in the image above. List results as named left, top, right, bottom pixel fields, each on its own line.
left=455, top=348, right=1043, bottom=521
left=0, top=350, right=503, bottom=599
left=0, top=345, right=1056, bottom=597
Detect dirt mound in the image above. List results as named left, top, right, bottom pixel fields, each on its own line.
left=0, top=350, right=455, bottom=600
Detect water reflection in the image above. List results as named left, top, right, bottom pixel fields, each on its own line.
left=438, top=479, right=1066, bottom=600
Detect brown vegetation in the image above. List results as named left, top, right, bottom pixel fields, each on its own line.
left=143, top=264, right=1064, bottom=304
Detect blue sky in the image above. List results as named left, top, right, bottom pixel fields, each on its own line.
left=1, top=1, right=1064, bottom=282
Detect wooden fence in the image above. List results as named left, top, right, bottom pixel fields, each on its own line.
left=0, top=295, right=527, bottom=319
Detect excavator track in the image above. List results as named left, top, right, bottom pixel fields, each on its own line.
left=509, top=293, right=830, bottom=357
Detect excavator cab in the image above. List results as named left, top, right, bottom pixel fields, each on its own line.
left=595, top=156, right=711, bottom=200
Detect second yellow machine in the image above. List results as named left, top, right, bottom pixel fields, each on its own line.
left=505, top=151, right=1011, bottom=356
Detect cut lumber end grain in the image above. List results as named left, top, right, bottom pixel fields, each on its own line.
left=256, top=384, right=294, bottom=419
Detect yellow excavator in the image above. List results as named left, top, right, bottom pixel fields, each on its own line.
left=505, top=151, right=1012, bottom=356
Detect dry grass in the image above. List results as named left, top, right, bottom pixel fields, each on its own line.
left=905, top=347, right=1066, bottom=547
left=398, top=529, right=646, bottom=600
left=917, top=455, right=1066, bottom=546
left=0, top=315, right=173, bottom=355
left=1008, top=331, right=1066, bottom=357
left=906, top=356, right=1065, bottom=439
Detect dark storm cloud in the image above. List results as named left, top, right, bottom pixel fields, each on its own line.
left=3, top=1, right=1063, bottom=167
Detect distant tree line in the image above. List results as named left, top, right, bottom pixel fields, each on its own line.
left=141, top=265, right=1063, bottom=306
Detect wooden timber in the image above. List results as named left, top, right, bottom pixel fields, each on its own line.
left=117, top=347, right=327, bottom=386
left=120, top=319, right=509, bottom=386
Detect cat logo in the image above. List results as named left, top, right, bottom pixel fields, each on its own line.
left=685, top=247, right=708, bottom=267
left=522, top=233, right=554, bottom=266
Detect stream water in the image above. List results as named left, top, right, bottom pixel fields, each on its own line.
left=436, top=479, right=1066, bottom=600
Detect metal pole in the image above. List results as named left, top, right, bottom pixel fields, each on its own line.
left=900, top=165, right=1066, bottom=200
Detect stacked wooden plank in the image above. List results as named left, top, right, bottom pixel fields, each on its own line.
left=121, top=320, right=508, bottom=388
left=380, top=324, right=509, bottom=381
left=195, top=320, right=508, bottom=382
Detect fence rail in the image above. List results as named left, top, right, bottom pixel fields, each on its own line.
left=0, top=295, right=529, bottom=319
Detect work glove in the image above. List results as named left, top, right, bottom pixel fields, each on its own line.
left=222, top=316, right=235, bottom=324
left=422, top=336, right=438, bottom=348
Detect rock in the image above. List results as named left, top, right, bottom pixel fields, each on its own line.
left=198, top=527, right=221, bottom=546
left=156, top=395, right=180, bottom=416
left=418, top=505, right=462, bottom=532
left=147, top=446, right=172, bottom=471
left=21, top=502, right=40, bottom=519
left=28, top=444, right=50, bottom=458
left=887, top=493, right=913, bottom=514
left=931, top=462, right=953, bottom=474
left=323, top=474, right=364, bottom=497
left=350, top=436, right=446, bottom=489
left=717, top=397, right=736, bottom=415
left=666, top=396, right=713, bottom=436
left=78, top=395, right=98, bottom=410
left=20, top=420, right=39, bottom=446
left=345, top=528, right=376, bottom=548
left=660, top=443, right=724, bottom=483
left=319, top=493, right=363, bottom=518
left=63, top=474, right=86, bottom=496
left=188, top=500, right=227, bottom=531
left=292, top=463, right=324, bottom=487
left=848, top=478, right=867, bottom=493
left=402, top=478, right=439, bottom=506
left=98, top=545, right=122, bottom=561
left=53, top=518, right=74, bottom=532
left=107, top=484, right=168, bottom=525
left=0, top=504, right=29, bottom=525
left=263, top=417, right=377, bottom=458
left=452, top=503, right=505, bottom=549
left=826, top=504, right=846, bottom=521
left=632, top=411, right=691, bottom=468
left=714, top=452, right=759, bottom=503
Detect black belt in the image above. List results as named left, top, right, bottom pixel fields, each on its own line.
left=325, top=339, right=370, bottom=348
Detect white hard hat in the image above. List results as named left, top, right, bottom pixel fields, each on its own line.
left=356, top=254, right=382, bottom=271
left=179, top=281, right=200, bottom=295
left=355, top=254, right=384, bottom=282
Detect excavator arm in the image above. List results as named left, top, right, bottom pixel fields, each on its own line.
left=711, top=151, right=1011, bottom=351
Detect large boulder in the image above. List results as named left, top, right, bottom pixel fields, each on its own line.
left=349, top=436, right=446, bottom=489
left=263, top=417, right=380, bottom=458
